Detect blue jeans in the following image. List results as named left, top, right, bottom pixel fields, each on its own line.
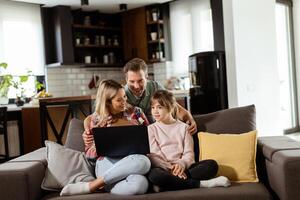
left=95, top=154, right=150, bottom=195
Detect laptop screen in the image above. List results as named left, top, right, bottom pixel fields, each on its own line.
left=92, top=125, right=150, bottom=157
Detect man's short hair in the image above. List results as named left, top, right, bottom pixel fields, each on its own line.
left=123, top=58, right=148, bottom=75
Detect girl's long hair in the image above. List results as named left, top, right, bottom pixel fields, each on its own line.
left=151, top=90, right=178, bottom=118
left=95, top=79, right=123, bottom=121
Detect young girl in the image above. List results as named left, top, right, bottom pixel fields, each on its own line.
left=147, top=90, right=230, bottom=191
left=61, top=79, right=150, bottom=196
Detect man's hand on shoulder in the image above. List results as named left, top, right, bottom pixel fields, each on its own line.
left=186, top=119, right=197, bottom=135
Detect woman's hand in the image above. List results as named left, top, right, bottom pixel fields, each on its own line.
left=171, top=164, right=187, bottom=179
left=82, top=129, right=94, bottom=146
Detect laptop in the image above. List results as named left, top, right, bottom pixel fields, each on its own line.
left=92, top=125, right=150, bottom=157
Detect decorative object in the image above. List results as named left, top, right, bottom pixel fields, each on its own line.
left=95, top=35, right=100, bottom=45
left=74, top=32, right=82, bottom=45
left=100, top=35, right=105, bottom=45
left=152, top=9, right=159, bottom=21
left=83, top=16, right=91, bottom=26
left=84, top=55, right=91, bottom=64
left=15, top=96, right=25, bottom=106
left=108, top=52, right=115, bottom=64
left=156, top=51, right=163, bottom=59
left=107, top=38, right=112, bottom=46
left=103, top=54, right=109, bottom=64
left=150, top=32, right=157, bottom=41
left=0, top=62, right=30, bottom=105
left=83, top=36, right=90, bottom=45
left=0, top=63, right=11, bottom=103
left=113, top=35, right=119, bottom=46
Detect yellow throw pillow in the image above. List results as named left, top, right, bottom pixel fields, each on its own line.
left=198, top=130, right=258, bottom=183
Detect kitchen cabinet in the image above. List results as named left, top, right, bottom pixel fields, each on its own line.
left=42, top=4, right=171, bottom=67
left=122, top=7, right=148, bottom=63
left=145, top=4, right=172, bottom=63
left=72, top=10, right=123, bottom=67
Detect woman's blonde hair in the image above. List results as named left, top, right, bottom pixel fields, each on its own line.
left=95, top=79, right=123, bottom=120
left=151, top=90, right=177, bottom=118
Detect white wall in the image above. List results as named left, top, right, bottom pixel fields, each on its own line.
left=223, top=0, right=282, bottom=136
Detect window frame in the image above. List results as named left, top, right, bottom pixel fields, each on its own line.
left=276, top=0, right=299, bottom=134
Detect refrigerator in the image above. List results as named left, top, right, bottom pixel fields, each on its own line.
left=189, top=51, right=228, bottom=115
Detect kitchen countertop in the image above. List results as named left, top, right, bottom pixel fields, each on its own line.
left=169, top=89, right=189, bottom=98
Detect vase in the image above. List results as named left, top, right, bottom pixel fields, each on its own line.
left=15, top=96, right=25, bottom=107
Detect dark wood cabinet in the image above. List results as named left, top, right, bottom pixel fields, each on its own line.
left=42, top=5, right=171, bottom=67
left=145, top=4, right=171, bottom=63
left=72, top=10, right=123, bottom=67
left=122, top=7, right=148, bottom=63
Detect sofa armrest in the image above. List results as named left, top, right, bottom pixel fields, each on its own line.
left=0, top=148, right=47, bottom=200
left=258, top=136, right=300, bottom=200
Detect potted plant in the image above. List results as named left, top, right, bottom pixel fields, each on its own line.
left=0, top=62, right=12, bottom=104
left=0, top=62, right=30, bottom=105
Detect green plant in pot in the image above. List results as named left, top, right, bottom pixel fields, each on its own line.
left=0, top=62, right=12, bottom=104
left=0, top=62, right=30, bottom=106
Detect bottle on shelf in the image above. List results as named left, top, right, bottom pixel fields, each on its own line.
left=95, top=35, right=100, bottom=45
left=83, top=16, right=91, bottom=26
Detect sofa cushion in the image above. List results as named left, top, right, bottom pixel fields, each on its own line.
left=65, top=118, right=85, bottom=152
left=193, top=105, right=256, bottom=161
left=42, top=183, right=271, bottom=200
left=194, top=104, right=256, bottom=133
left=41, top=141, right=95, bottom=191
left=199, top=131, right=258, bottom=182
left=258, top=136, right=300, bottom=161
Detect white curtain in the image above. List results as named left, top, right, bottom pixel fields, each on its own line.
left=170, top=0, right=213, bottom=76
left=0, top=0, right=45, bottom=75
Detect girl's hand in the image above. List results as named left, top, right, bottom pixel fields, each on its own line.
left=96, top=116, right=113, bottom=127
left=171, top=164, right=187, bottom=179
left=82, top=129, right=94, bottom=146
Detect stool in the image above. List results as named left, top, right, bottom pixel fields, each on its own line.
left=0, top=106, right=9, bottom=162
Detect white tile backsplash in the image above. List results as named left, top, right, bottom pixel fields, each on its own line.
left=46, top=64, right=169, bottom=98
left=46, top=66, right=124, bottom=97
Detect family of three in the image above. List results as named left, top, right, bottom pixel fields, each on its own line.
left=60, top=58, right=230, bottom=196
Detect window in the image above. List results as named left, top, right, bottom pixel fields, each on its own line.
left=275, top=1, right=298, bottom=133
left=170, top=0, right=213, bottom=77
left=0, top=1, right=45, bottom=98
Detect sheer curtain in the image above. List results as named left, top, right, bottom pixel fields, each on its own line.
left=170, top=0, right=213, bottom=76
left=0, top=0, right=45, bottom=76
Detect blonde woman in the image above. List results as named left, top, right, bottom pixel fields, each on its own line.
left=61, top=80, right=150, bottom=196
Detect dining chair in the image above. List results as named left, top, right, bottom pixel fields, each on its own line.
left=0, top=107, right=9, bottom=162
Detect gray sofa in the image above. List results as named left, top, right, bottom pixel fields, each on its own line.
left=1, top=105, right=300, bottom=200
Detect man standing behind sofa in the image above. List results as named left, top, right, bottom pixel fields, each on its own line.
left=83, top=58, right=197, bottom=145
left=123, top=58, right=197, bottom=135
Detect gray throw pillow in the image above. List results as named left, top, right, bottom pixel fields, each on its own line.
left=41, top=140, right=95, bottom=191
